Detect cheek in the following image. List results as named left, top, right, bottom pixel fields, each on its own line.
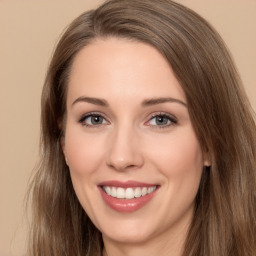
left=146, top=127, right=204, bottom=181
left=63, top=126, right=105, bottom=216
left=64, top=127, right=105, bottom=177
left=146, top=129, right=204, bottom=221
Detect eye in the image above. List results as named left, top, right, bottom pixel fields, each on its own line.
left=79, top=113, right=108, bottom=127
left=146, top=113, right=177, bottom=128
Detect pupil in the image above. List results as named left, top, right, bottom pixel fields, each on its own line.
left=156, top=116, right=167, bottom=125
left=92, top=116, right=102, bottom=124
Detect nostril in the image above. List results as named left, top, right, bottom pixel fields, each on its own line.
left=106, top=157, right=143, bottom=172
left=106, top=140, right=144, bottom=171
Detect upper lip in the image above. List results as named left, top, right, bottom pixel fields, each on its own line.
left=98, top=180, right=158, bottom=188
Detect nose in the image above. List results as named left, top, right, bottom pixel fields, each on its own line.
left=106, top=124, right=144, bottom=172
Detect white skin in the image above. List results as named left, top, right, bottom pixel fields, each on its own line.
left=62, top=38, right=210, bottom=256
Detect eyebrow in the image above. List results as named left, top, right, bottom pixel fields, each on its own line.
left=142, top=97, right=187, bottom=107
left=72, top=97, right=109, bottom=107
left=71, top=96, right=187, bottom=108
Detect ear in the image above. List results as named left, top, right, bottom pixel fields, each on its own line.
left=203, top=151, right=211, bottom=167
left=60, top=136, right=69, bottom=166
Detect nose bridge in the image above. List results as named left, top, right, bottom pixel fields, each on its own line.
left=106, top=121, right=143, bottom=171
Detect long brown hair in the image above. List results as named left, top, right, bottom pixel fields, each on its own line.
left=27, top=0, right=256, bottom=255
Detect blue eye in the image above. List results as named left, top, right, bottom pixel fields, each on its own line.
left=147, top=114, right=177, bottom=127
left=79, top=113, right=108, bottom=126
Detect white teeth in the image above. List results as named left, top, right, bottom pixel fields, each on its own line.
left=111, top=187, right=117, bottom=197
left=148, top=187, right=154, bottom=193
left=125, top=188, right=134, bottom=199
left=134, top=187, right=142, bottom=198
left=141, top=187, right=147, bottom=196
left=103, top=186, right=157, bottom=199
left=116, top=187, right=125, bottom=198
left=105, top=186, right=111, bottom=195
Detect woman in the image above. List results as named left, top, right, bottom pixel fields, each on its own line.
left=27, top=0, right=256, bottom=255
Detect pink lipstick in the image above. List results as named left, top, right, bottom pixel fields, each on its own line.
left=98, top=180, right=159, bottom=213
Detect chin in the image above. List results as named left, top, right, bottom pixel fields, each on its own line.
left=100, top=218, right=158, bottom=244
left=103, top=230, right=152, bottom=245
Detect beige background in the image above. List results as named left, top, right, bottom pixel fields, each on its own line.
left=0, top=1, right=255, bottom=255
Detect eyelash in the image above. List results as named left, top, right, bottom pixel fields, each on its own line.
left=145, top=112, right=178, bottom=129
left=78, top=112, right=177, bottom=129
left=78, top=112, right=109, bottom=128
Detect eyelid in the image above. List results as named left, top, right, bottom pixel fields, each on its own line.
left=144, top=112, right=178, bottom=128
left=78, top=111, right=110, bottom=127
left=78, top=111, right=177, bottom=129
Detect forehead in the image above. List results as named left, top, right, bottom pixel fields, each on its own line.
left=67, top=37, right=186, bottom=105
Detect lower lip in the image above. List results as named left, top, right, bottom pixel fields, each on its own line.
left=99, top=187, right=157, bottom=213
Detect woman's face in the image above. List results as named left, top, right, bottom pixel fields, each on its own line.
left=63, top=38, right=209, bottom=246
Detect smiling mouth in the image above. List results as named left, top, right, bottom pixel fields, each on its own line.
left=101, top=186, right=157, bottom=200
left=99, top=181, right=159, bottom=212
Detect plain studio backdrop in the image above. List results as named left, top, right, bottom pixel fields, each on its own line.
left=0, top=0, right=255, bottom=255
